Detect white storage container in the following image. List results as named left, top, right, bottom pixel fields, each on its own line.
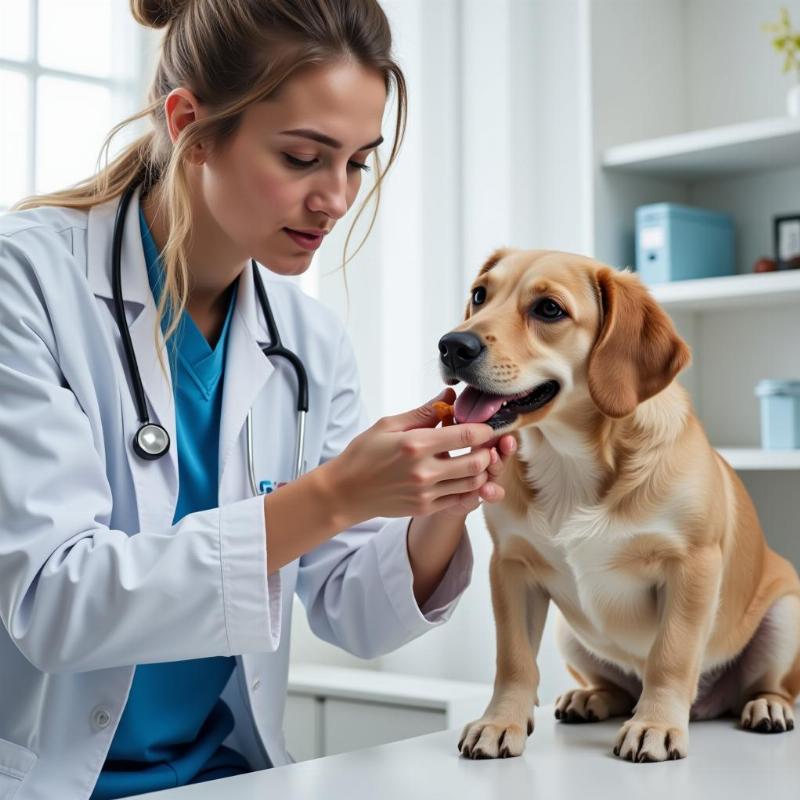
left=754, top=380, right=800, bottom=449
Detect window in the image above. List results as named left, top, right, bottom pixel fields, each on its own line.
left=0, top=1, right=327, bottom=299
left=0, top=0, right=148, bottom=209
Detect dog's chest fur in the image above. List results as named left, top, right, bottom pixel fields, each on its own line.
left=487, top=425, right=680, bottom=663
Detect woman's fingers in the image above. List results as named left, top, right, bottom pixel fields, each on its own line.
left=433, top=447, right=492, bottom=481
left=431, top=433, right=516, bottom=483
left=498, top=434, right=517, bottom=456
left=487, top=435, right=516, bottom=479
left=430, top=490, right=482, bottom=516
left=433, top=471, right=489, bottom=498
left=434, top=445, right=512, bottom=505
left=380, top=410, right=518, bottom=516
left=478, top=481, right=505, bottom=502
left=486, top=447, right=501, bottom=478
left=475, top=435, right=515, bottom=503
left=409, top=421, right=497, bottom=456
left=480, top=437, right=515, bottom=503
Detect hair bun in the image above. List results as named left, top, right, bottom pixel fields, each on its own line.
left=131, top=0, right=187, bottom=29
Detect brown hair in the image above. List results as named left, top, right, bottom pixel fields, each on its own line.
left=15, top=0, right=406, bottom=373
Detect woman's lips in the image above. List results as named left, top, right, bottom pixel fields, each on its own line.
left=284, top=228, right=324, bottom=251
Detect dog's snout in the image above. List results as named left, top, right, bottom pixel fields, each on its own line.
left=438, top=331, right=485, bottom=370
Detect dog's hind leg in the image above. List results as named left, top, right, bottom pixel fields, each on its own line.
left=553, top=612, right=638, bottom=723
left=738, top=594, right=800, bottom=734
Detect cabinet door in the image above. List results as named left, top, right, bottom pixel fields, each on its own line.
left=284, top=695, right=321, bottom=762
left=323, top=698, right=445, bottom=756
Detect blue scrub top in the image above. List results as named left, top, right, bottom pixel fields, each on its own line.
left=91, top=210, right=251, bottom=799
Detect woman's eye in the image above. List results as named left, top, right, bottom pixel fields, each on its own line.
left=284, top=154, right=317, bottom=169
left=472, top=286, right=487, bottom=305
left=283, top=153, right=370, bottom=172
left=531, top=298, right=566, bottom=321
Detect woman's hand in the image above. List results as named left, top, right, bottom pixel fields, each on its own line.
left=429, top=428, right=517, bottom=519
left=326, top=388, right=516, bottom=527
left=403, top=428, right=516, bottom=606
left=265, top=388, right=518, bottom=576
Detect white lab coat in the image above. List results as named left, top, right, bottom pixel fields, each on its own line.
left=0, top=189, right=473, bottom=800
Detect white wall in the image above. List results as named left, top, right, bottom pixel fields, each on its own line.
left=686, top=0, right=800, bottom=129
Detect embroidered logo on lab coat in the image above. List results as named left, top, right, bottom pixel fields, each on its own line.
left=259, top=479, right=288, bottom=494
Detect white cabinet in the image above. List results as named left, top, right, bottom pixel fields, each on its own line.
left=282, top=694, right=320, bottom=763
left=322, top=699, right=443, bottom=756
left=284, top=664, right=490, bottom=761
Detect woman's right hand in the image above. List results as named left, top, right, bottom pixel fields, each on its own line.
left=324, top=390, right=500, bottom=525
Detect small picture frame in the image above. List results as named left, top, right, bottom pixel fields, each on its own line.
left=774, top=213, right=800, bottom=270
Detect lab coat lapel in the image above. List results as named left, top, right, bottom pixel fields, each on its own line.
left=218, top=263, right=275, bottom=494
left=87, top=188, right=179, bottom=526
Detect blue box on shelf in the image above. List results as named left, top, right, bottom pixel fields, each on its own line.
left=635, top=203, right=735, bottom=285
left=755, top=380, right=800, bottom=450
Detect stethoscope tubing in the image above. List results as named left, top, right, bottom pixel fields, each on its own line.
left=113, top=182, right=157, bottom=453
left=112, top=180, right=309, bottom=487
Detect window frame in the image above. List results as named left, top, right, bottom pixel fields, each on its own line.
left=0, top=0, right=150, bottom=208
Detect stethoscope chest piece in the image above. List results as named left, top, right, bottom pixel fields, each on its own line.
left=133, top=423, right=171, bottom=460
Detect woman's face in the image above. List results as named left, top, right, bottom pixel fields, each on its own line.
left=201, top=60, right=387, bottom=276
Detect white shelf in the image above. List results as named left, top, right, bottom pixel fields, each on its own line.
left=647, top=269, right=800, bottom=311
left=602, top=116, right=800, bottom=180
left=716, top=448, right=800, bottom=471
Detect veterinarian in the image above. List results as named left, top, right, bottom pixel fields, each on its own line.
left=0, top=1, right=516, bottom=798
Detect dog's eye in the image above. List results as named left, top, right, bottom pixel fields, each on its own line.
left=531, top=298, right=566, bottom=321
left=472, top=286, right=487, bottom=305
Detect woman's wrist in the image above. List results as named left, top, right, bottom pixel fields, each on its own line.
left=406, top=510, right=468, bottom=607
left=263, top=459, right=365, bottom=574
left=312, top=457, right=365, bottom=532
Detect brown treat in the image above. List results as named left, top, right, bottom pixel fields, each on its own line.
left=431, top=400, right=456, bottom=426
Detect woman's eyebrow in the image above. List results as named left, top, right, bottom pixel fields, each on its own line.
left=279, top=128, right=384, bottom=151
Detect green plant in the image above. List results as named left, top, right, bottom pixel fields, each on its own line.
left=763, top=7, right=800, bottom=77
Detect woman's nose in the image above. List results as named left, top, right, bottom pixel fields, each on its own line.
left=306, top=169, right=349, bottom=220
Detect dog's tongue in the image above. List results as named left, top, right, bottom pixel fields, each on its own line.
left=454, top=386, right=506, bottom=423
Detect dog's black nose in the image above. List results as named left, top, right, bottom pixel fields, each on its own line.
left=438, top=332, right=485, bottom=370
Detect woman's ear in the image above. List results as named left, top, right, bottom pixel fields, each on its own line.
left=164, top=88, right=205, bottom=162
left=587, top=267, right=691, bottom=418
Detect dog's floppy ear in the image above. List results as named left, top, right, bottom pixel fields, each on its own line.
left=588, top=267, right=691, bottom=418
left=464, top=247, right=512, bottom=320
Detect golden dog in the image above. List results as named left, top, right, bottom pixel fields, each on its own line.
left=438, top=249, right=800, bottom=763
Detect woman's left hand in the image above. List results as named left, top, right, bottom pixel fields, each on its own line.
left=405, top=388, right=516, bottom=605
left=428, top=387, right=517, bottom=519
left=436, top=433, right=516, bottom=518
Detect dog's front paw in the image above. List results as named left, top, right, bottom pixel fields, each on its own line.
left=458, top=715, right=533, bottom=759
left=613, top=718, right=688, bottom=762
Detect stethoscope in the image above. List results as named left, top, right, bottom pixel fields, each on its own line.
left=111, top=181, right=309, bottom=491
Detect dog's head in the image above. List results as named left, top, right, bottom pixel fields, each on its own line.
left=438, top=249, right=691, bottom=431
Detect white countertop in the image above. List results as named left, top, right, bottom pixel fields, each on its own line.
left=136, top=705, right=799, bottom=799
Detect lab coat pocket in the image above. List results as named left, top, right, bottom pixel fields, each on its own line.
left=0, top=738, right=37, bottom=800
